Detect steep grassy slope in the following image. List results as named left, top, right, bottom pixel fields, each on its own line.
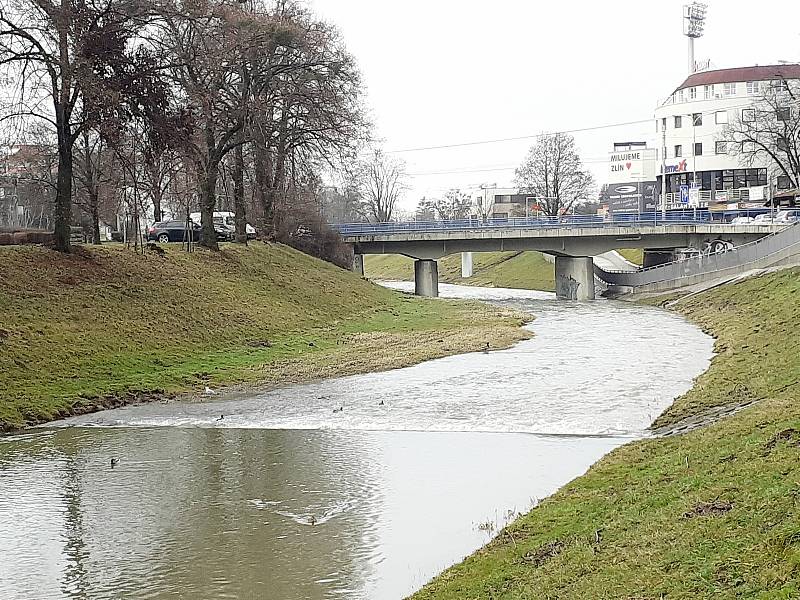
left=413, top=268, right=800, bottom=599
left=365, top=251, right=556, bottom=292
left=0, top=244, right=528, bottom=430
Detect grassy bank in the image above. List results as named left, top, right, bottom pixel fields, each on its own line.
left=365, top=251, right=556, bottom=292
left=413, top=268, right=800, bottom=599
left=0, top=244, right=529, bottom=431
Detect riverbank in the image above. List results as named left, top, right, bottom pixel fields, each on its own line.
left=0, top=244, right=530, bottom=431
left=412, top=267, right=800, bottom=599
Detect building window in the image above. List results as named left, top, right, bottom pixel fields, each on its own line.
left=692, top=113, right=702, bottom=126
left=704, top=85, right=713, bottom=99
left=715, top=111, right=728, bottom=124
left=772, top=79, right=790, bottom=92
left=742, top=108, right=756, bottom=122
left=662, top=146, right=667, bottom=159
left=715, top=141, right=728, bottom=154
left=674, top=115, right=682, bottom=128
left=689, top=87, right=697, bottom=100
left=678, top=90, right=685, bottom=102
left=777, top=175, right=792, bottom=189
left=746, top=81, right=761, bottom=95
left=694, top=142, right=703, bottom=156
left=777, top=107, right=790, bottom=122
left=723, top=82, right=737, bottom=96
left=742, top=141, right=756, bottom=153
left=674, top=145, right=683, bottom=158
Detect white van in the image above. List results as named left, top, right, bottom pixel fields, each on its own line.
left=189, top=211, right=257, bottom=239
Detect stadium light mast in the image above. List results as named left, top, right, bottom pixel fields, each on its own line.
left=684, top=2, right=708, bottom=75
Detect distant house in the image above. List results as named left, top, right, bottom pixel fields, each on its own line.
left=0, top=144, right=56, bottom=229
left=469, top=187, right=539, bottom=219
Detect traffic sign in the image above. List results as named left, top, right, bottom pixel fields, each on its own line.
left=680, top=185, right=689, bottom=204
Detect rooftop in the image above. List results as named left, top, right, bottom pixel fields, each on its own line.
left=674, top=64, right=800, bottom=93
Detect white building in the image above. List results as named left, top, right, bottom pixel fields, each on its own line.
left=469, top=186, right=538, bottom=219
left=653, top=64, right=800, bottom=210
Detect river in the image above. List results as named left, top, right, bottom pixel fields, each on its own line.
left=0, top=284, right=714, bottom=600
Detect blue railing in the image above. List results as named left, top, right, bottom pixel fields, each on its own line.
left=332, top=209, right=775, bottom=236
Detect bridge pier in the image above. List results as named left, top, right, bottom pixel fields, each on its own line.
left=352, top=254, right=364, bottom=276
left=461, top=252, right=473, bottom=278
left=414, top=259, right=439, bottom=297
left=555, top=256, right=595, bottom=301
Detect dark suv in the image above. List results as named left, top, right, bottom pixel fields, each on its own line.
left=147, top=220, right=231, bottom=243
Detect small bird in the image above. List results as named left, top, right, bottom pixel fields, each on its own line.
left=215, top=414, right=224, bottom=421
left=203, top=386, right=217, bottom=396
left=332, top=406, right=343, bottom=413
left=309, top=516, right=317, bottom=526
left=379, top=400, right=385, bottom=406
left=110, top=458, right=119, bottom=468
left=483, top=342, right=490, bottom=353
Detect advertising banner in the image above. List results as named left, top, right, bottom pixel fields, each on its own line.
left=603, top=181, right=657, bottom=213
left=608, top=149, right=657, bottom=183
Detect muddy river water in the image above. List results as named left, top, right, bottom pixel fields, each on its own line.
left=0, top=284, right=714, bottom=599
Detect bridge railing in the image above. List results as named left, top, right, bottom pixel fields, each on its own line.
left=332, top=209, right=774, bottom=236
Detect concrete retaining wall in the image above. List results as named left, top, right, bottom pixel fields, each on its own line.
left=597, top=223, right=800, bottom=293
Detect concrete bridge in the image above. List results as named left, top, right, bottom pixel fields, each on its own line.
left=334, top=213, right=783, bottom=300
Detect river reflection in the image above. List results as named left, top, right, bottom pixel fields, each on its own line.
left=0, top=284, right=714, bottom=599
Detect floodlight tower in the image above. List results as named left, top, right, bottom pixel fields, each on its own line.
left=684, top=2, right=708, bottom=75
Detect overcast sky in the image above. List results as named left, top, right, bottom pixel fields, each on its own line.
left=310, top=0, right=800, bottom=212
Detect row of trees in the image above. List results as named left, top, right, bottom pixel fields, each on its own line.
left=0, top=0, right=374, bottom=252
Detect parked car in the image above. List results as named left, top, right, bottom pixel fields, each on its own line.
left=775, top=209, right=800, bottom=224
left=730, top=215, right=754, bottom=225
left=752, top=213, right=776, bottom=225
left=147, top=220, right=231, bottom=243
left=148, top=220, right=200, bottom=243
left=189, top=211, right=257, bottom=239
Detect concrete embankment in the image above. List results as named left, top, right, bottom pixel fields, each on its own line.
left=0, top=243, right=529, bottom=431
left=412, top=267, right=800, bottom=599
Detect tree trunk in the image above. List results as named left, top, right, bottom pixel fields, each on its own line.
left=91, top=197, right=101, bottom=245
left=253, top=141, right=272, bottom=236
left=153, top=191, right=162, bottom=223
left=199, top=165, right=219, bottom=251
left=233, top=143, right=247, bottom=244
left=54, top=142, right=73, bottom=252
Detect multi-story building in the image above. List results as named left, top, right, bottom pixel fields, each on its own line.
left=469, top=186, right=538, bottom=219
left=653, top=64, right=800, bottom=210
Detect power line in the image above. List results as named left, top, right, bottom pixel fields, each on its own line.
left=384, top=119, right=654, bottom=153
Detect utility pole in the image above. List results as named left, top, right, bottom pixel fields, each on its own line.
left=661, top=125, right=667, bottom=222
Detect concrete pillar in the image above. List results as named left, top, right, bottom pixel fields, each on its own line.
left=352, top=254, right=364, bottom=276
left=555, top=256, right=595, bottom=301
left=461, top=252, right=473, bottom=278
left=414, top=259, right=439, bottom=297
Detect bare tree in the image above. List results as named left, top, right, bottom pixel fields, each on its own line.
left=0, top=0, right=154, bottom=251
left=724, top=79, right=800, bottom=191
left=514, top=133, right=595, bottom=217
left=355, top=149, right=407, bottom=222
left=416, top=188, right=471, bottom=220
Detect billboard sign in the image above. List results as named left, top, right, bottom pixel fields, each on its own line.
left=603, top=181, right=657, bottom=212
left=608, top=149, right=657, bottom=183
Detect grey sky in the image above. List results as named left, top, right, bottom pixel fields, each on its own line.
left=311, top=0, right=800, bottom=211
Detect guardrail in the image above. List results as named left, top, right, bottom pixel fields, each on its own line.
left=598, top=221, right=800, bottom=287
left=332, top=209, right=778, bottom=236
